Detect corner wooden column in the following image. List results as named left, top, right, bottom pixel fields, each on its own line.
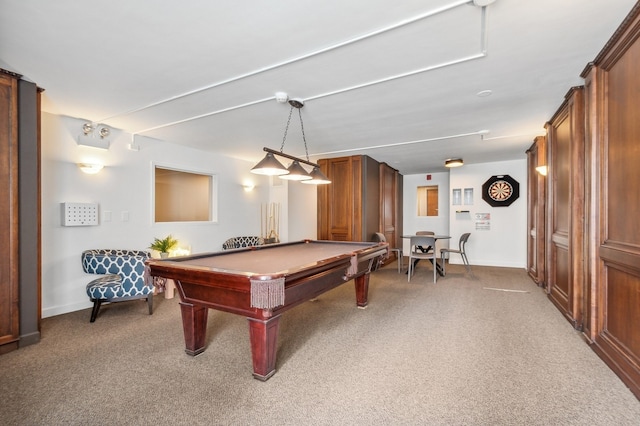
left=0, top=69, right=42, bottom=355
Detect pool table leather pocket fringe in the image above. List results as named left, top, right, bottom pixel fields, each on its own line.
left=250, top=277, right=285, bottom=309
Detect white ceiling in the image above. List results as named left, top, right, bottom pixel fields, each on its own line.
left=1, top=0, right=636, bottom=174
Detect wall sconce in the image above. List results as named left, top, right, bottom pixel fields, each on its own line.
left=251, top=96, right=331, bottom=185
left=242, top=183, right=255, bottom=192
left=535, top=165, right=548, bottom=176
left=77, top=122, right=111, bottom=149
left=78, top=163, right=104, bottom=174
left=445, top=158, right=464, bottom=168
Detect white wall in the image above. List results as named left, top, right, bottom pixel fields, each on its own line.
left=288, top=179, right=318, bottom=241
left=402, top=172, right=450, bottom=255
left=41, top=111, right=527, bottom=318
left=448, top=160, right=527, bottom=268
left=42, top=113, right=275, bottom=317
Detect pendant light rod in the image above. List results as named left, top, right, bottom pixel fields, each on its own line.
left=263, top=147, right=319, bottom=169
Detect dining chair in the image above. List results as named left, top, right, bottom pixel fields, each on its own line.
left=407, top=235, right=437, bottom=283
left=374, top=232, right=403, bottom=273
left=440, top=232, right=471, bottom=274
left=415, top=231, right=435, bottom=252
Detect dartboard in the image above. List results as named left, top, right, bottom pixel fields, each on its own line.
left=482, top=175, right=519, bottom=207
left=488, top=180, right=513, bottom=201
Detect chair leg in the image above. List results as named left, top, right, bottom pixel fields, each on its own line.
left=89, top=299, right=102, bottom=323
left=462, top=253, right=471, bottom=272
left=407, top=258, right=412, bottom=282
left=441, top=253, right=446, bottom=276
left=147, top=294, right=153, bottom=315
left=433, top=258, right=437, bottom=283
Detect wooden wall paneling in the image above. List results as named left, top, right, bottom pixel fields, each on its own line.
left=361, top=156, right=379, bottom=242
left=350, top=156, right=364, bottom=241
left=316, top=159, right=329, bottom=240
left=526, top=136, right=546, bottom=287
left=0, top=72, right=20, bottom=354
left=546, top=105, right=570, bottom=315
left=582, top=3, right=640, bottom=398
left=545, top=87, right=586, bottom=330
left=395, top=173, right=403, bottom=250
left=379, top=163, right=395, bottom=240
left=379, top=163, right=402, bottom=261
left=581, top=63, right=603, bottom=344
left=568, top=87, right=586, bottom=330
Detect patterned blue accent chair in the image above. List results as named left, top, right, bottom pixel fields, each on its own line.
left=222, top=236, right=265, bottom=250
left=82, top=249, right=153, bottom=322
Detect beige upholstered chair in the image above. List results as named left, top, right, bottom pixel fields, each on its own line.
left=407, top=235, right=437, bottom=283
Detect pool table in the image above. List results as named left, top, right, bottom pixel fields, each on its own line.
left=145, top=239, right=388, bottom=381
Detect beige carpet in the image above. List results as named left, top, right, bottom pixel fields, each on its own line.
left=2, top=263, right=639, bottom=425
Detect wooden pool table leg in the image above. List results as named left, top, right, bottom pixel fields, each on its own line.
left=354, top=273, right=370, bottom=309
left=247, top=315, right=281, bottom=381
left=180, top=301, right=208, bottom=356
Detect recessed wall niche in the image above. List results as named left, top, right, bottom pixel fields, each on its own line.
left=153, top=165, right=217, bottom=223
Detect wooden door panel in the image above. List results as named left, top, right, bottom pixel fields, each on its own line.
left=553, top=116, right=571, bottom=234
left=605, top=266, right=640, bottom=357
left=550, top=243, right=570, bottom=310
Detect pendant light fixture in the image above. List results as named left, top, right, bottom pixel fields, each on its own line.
left=251, top=97, right=331, bottom=185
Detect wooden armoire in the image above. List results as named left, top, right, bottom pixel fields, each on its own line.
left=0, top=69, right=41, bottom=355
left=316, top=155, right=403, bottom=258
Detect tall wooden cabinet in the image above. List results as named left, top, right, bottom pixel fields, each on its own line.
left=0, top=69, right=41, bottom=355
left=317, top=155, right=402, bottom=257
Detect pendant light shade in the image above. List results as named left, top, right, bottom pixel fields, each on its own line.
left=301, top=166, right=331, bottom=185
left=280, top=160, right=312, bottom=181
left=251, top=152, right=289, bottom=176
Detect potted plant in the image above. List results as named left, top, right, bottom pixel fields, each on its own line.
left=149, top=235, right=179, bottom=258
